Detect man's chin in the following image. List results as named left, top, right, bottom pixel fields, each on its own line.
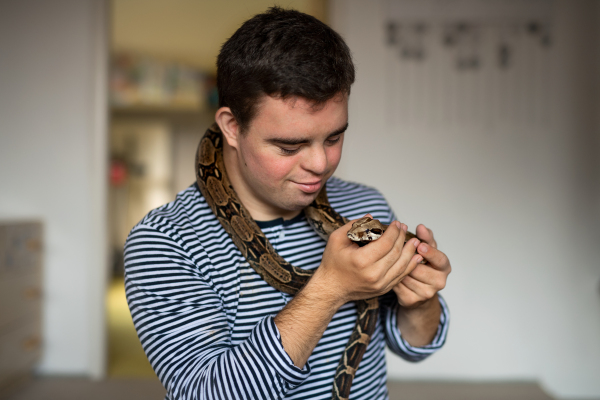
left=263, top=184, right=325, bottom=218
left=296, top=188, right=321, bottom=206
left=279, top=191, right=320, bottom=213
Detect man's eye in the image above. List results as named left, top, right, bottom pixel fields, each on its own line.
left=326, top=135, right=342, bottom=145
left=280, top=147, right=300, bottom=155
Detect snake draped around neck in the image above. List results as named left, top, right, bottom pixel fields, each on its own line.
left=196, top=123, right=378, bottom=400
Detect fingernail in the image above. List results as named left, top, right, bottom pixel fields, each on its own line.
left=413, top=238, right=420, bottom=247
left=419, top=243, right=428, bottom=253
left=394, top=221, right=402, bottom=229
left=402, top=224, right=408, bottom=232
left=416, top=255, right=423, bottom=263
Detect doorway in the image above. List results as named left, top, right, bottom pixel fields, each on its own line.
left=105, top=0, right=328, bottom=378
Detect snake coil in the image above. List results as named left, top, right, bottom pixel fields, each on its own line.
left=196, top=124, right=379, bottom=400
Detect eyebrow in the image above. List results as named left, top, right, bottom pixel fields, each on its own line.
left=266, top=122, right=349, bottom=146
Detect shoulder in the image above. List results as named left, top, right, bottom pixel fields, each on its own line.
left=326, top=176, right=395, bottom=223
left=326, top=176, right=382, bottom=197
left=136, top=184, right=200, bottom=228
left=126, top=183, right=221, bottom=255
left=140, top=183, right=211, bottom=226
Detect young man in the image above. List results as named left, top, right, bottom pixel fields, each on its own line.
left=125, top=7, right=450, bottom=400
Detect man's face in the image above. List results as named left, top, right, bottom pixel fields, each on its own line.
left=228, top=94, right=348, bottom=220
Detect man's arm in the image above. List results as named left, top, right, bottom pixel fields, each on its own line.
left=273, top=276, right=344, bottom=368
left=125, top=223, right=312, bottom=400
left=397, top=294, right=442, bottom=346
left=381, top=292, right=449, bottom=362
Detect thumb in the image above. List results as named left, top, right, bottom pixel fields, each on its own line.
left=416, top=224, right=437, bottom=248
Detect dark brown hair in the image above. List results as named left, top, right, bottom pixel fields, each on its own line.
left=216, top=7, right=355, bottom=132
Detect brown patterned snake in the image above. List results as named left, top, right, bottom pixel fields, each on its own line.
left=196, top=123, right=419, bottom=400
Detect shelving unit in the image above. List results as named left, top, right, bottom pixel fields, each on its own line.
left=0, top=221, right=43, bottom=396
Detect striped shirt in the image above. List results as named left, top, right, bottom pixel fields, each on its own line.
left=124, top=177, right=449, bottom=400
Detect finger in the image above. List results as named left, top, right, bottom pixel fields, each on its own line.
left=385, top=221, right=408, bottom=258
left=375, top=221, right=410, bottom=268
left=382, top=239, right=422, bottom=286
left=402, top=271, right=443, bottom=296
left=416, top=242, right=450, bottom=272
left=407, top=265, right=448, bottom=292
left=406, top=263, right=438, bottom=285
left=393, top=280, right=423, bottom=306
left=360, top=220, right=404, bottom=263
left=416, top=224, right=437, bottom=248
left=396, top=275, right=438, bottom=305
left=398, top=275, right=428, bottom=295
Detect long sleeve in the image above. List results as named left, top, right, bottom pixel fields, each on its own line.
left=376, top=207, right=450, bottom=361
left=124, top=223, right=310, bottom=400
left=380, top=294, right=450, bottom=362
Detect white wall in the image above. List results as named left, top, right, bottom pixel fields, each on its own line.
left=331, top=0, right=600, bottom=398
left=0, top=0, right=108, bottom=376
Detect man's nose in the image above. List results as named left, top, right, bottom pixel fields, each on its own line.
left=302, top=145, right=328, bottom=175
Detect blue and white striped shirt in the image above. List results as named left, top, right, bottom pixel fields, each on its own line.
left=124, top=177, right=449, bottom=400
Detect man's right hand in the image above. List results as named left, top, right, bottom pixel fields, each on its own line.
left=313, top=216, right=424, bottom=308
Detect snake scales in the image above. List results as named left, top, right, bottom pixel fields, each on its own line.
left=195, top=123, right=416, bottom=399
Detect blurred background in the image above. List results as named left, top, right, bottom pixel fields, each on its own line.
left=0, top=0, right=599, bottom=399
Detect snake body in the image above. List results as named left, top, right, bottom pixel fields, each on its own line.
left=196, top=124, right=380, bottom=399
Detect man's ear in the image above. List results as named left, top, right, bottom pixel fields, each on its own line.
left=215, top=107, right=241, bottom=149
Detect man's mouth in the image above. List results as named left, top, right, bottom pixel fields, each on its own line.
left=293, top=180, right=322, bottom=193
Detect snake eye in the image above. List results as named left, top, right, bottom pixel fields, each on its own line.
left=370, top=229, right=383, bottom=235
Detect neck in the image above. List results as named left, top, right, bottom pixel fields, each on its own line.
left=222, top=141, right=301, bottom=222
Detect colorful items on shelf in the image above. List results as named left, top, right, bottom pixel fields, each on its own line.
left=110, top=53, right=215, bottom=110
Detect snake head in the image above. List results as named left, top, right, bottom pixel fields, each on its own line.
left=347, top=217, right=388, bottom=246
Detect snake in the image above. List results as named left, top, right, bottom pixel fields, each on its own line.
left=195, top=123, right=419, bottom=400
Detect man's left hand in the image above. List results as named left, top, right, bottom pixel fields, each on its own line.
left=392, top=224, right=451, bottom=347
left=393, top=224, right=451, bottom=309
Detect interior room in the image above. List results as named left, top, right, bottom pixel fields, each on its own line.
left=0, top=0, right=599, bottom=399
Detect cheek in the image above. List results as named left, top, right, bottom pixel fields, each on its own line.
left=248, top=151, right=297, bottom=183
left=326, top=145, right=343, bottom=170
